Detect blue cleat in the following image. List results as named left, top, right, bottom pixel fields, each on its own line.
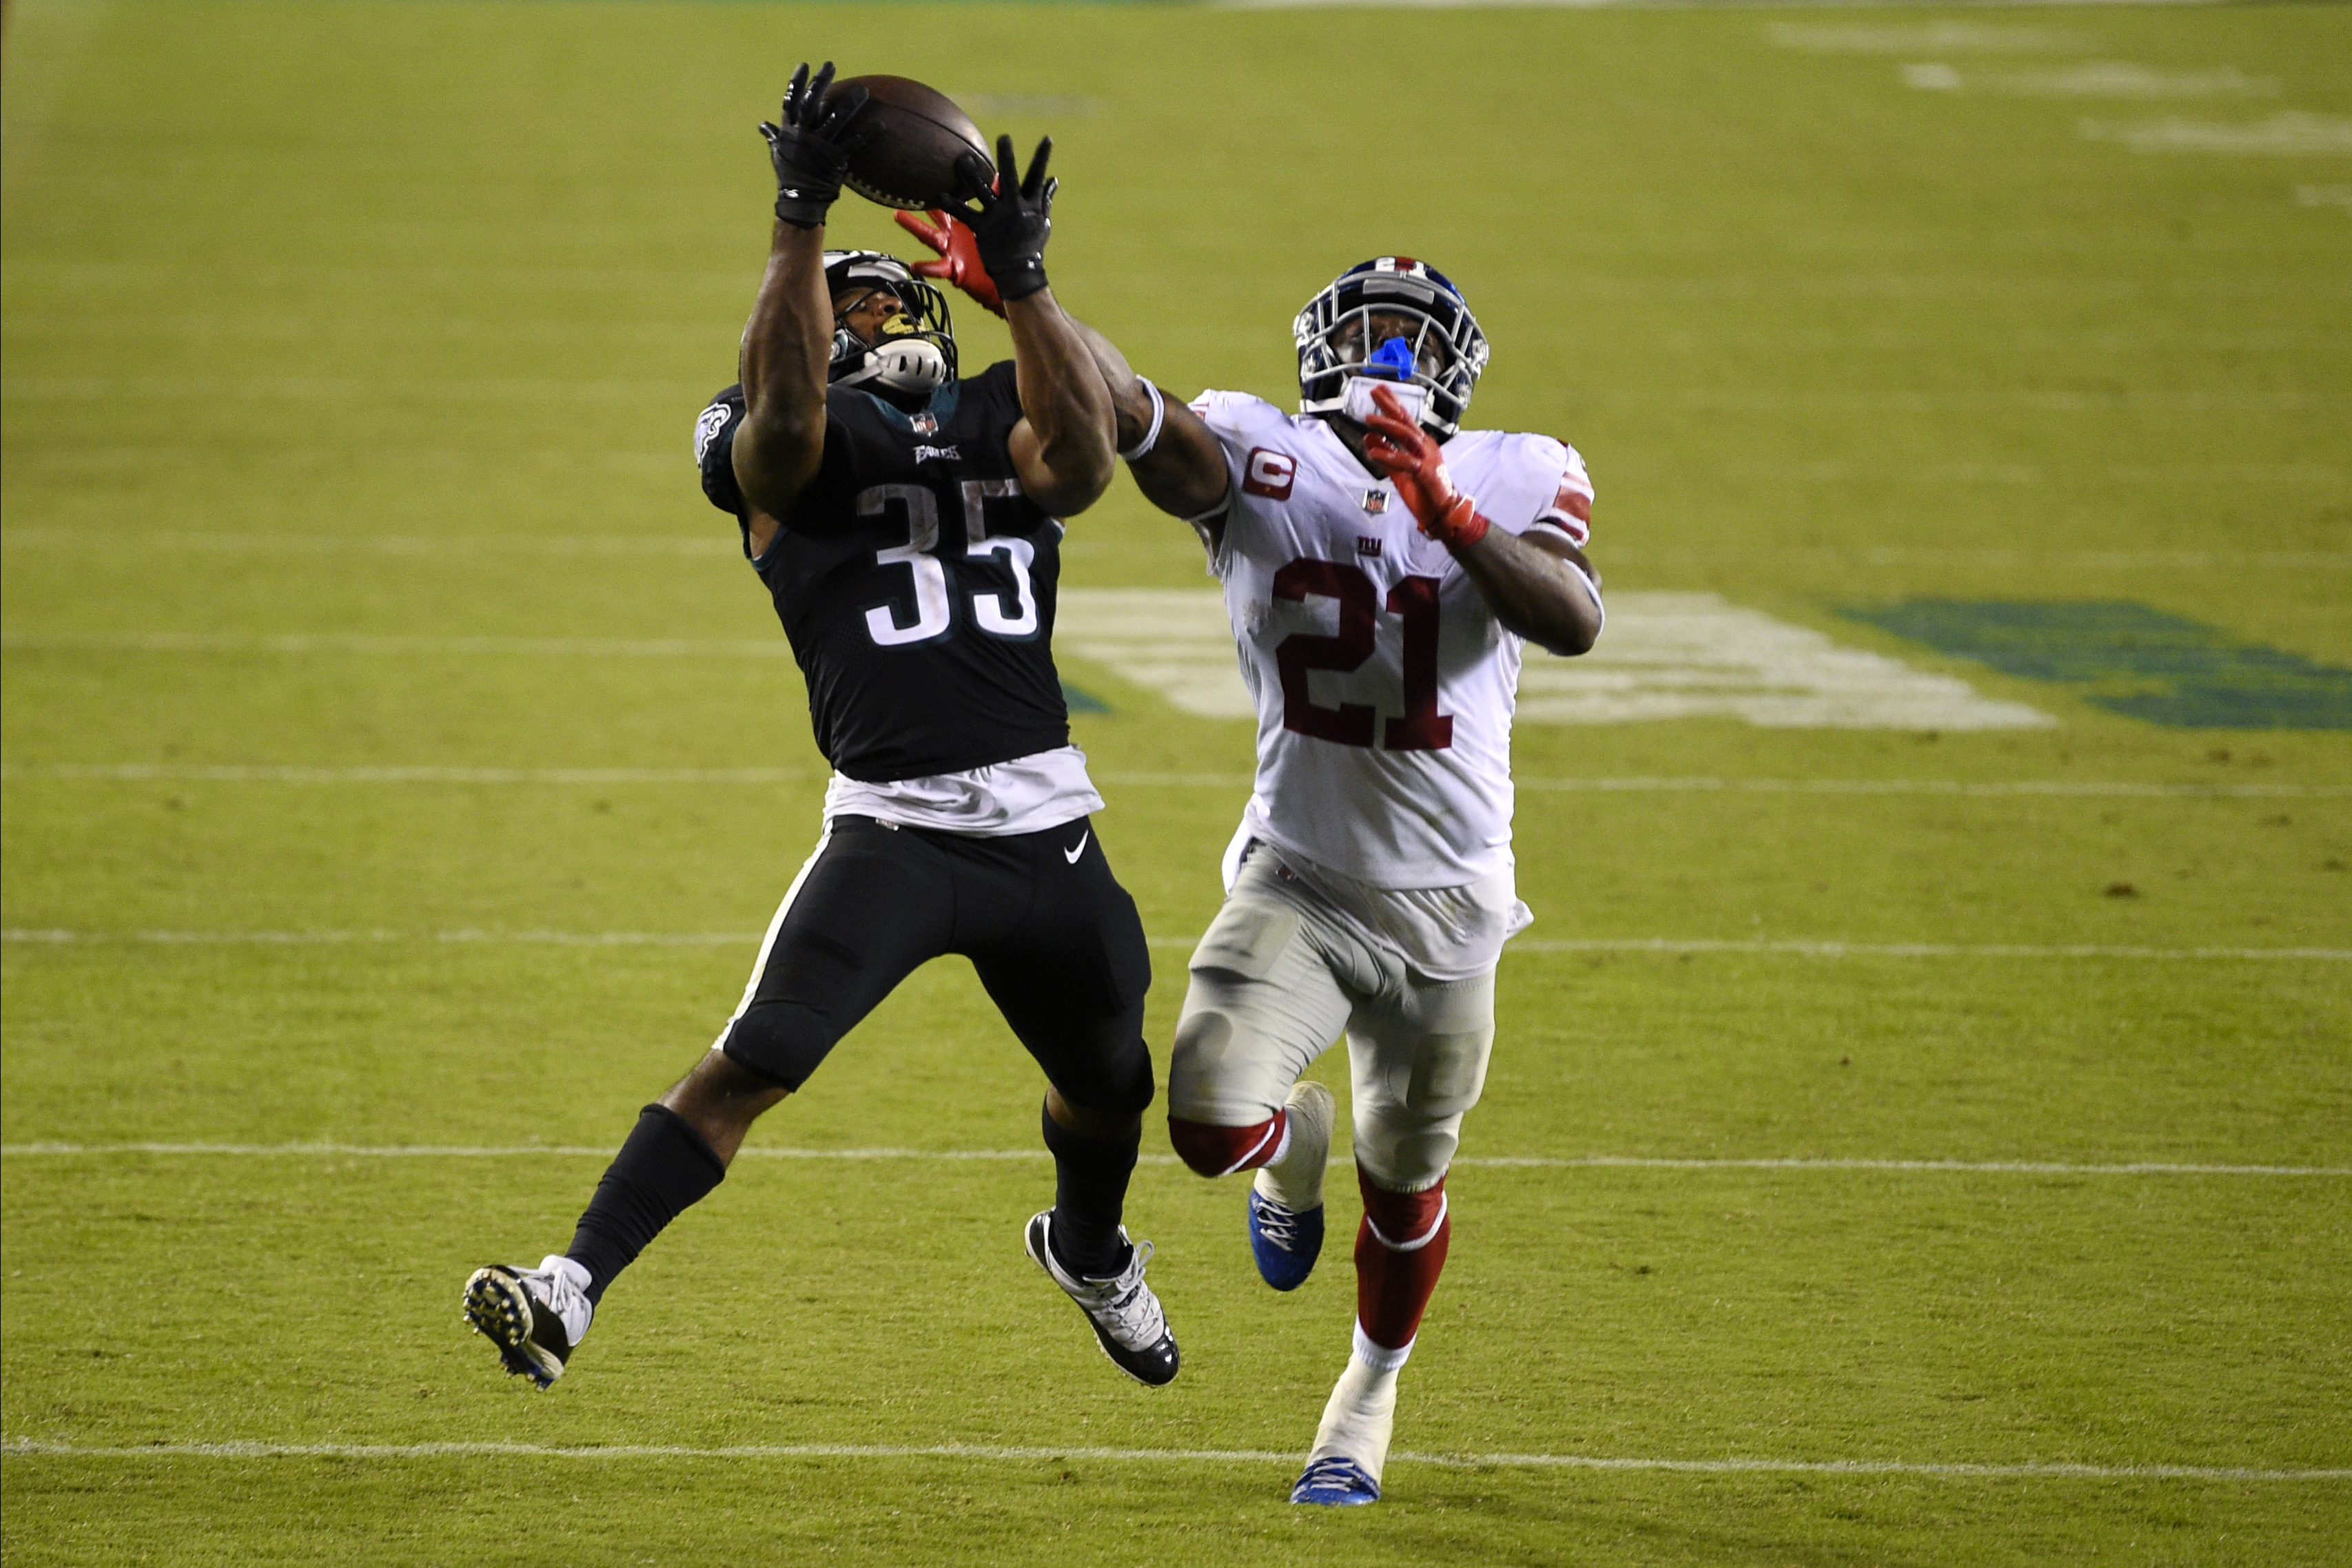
left=1290, top=1455, right=1381, bottom=1506
left=1247, top=1188, right=1325, bottom=1292
left=1248, top=1079, right=1336, bottom=1290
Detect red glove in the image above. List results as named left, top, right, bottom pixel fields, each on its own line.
left=893, top=208, right=1005, bottom=318
left=1359, top=384, right=1489, bottom=548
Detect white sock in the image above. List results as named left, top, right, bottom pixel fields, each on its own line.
left=540, top=1255, right=596, bottom=1343
left=1307, top=1325, right=1411, bottom=1482
left=1254, top=1085, right=1334, bottom=1213
left=1254, top=1126, right=1318, bottom=1211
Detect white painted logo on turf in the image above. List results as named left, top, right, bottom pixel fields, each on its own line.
left=1053, top=589, right=2051, bottom=730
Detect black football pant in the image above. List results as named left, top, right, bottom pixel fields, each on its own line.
left=717, top=814, right=1156, bottom=1113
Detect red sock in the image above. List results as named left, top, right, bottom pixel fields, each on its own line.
left=1167, top=1112, right=1287, bottom=1178
left=1353, top=1166, right=1451, bottom=1350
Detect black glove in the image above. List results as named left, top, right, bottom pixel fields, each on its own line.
left=757, top=62, right=876, bottom=229
left=945, top=135, right=1056, bottom=305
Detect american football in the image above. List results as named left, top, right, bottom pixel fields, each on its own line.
left=827, top=74, right=989, bottom=210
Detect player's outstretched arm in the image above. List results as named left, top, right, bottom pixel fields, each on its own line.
left=1067, top=318, right=1231, bottom=530
left=943, top=137, right=1114, bottom=517
left=1361, top=387, right=1603, bottom=657
left=733, top=64, right=873, bottom=521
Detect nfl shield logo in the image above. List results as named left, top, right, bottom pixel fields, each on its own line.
left=911, top=412, right=939, bottom=436
left=1360, top=490, right=1389, bottom=516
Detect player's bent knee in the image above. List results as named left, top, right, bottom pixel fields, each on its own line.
left=1167, top=1004, right=1240, bottom=1118
left=1059, top=1035, right=1156, bottom=1119
left=1167, top=1114, right=1282, bottom=1179
left=717, top=1002, right=836, bottom=1092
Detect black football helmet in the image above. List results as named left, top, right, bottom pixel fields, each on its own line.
left=824, top=250, right=958, bottom=396
left=1295, top=257, right=1488, bottom=438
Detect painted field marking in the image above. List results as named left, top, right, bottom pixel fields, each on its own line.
left=6, top=930, right=2345, bottom=961
left=2080, top=112, right=2352, bottom=154
left=3, top=1144, right=2342, bottom=1177
left=5, top=591, right=2050, bottom=730
left=1, top=1438, right=2342, bottom=1483
left=1768, top=21, right=2084, bottom=54
left=2299, top=184, right=2352, bottom=212
left=0, top=929, right=753, bottom=947
left=0, top=765, right=806, bottom=785
left=1904, top=61, right=2276, bottom=96
left=11, top=765, right=2342, bottom=799
left=12, top=532, right=2349, bottom=566
left=1056, top=589, right=2051, bottom=730
left=0, top=530, right=730, bottom=557
left=0, top=632, right=790, bottom=658
left=1504, top=938, right=2352, bottom=961
left=0, top=375, right=715, bottom=403
left=6, top=929, right=2347, bottom=961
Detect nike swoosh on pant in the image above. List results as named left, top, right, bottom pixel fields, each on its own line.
left=1063, top=832, right=1090, bottom=864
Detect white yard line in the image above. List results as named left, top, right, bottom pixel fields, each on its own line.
left=0, top=530, right=729, bottom=557
left=1, top=632, right=790, bottom=657
left=6, top=929, right=2344, bottom=960
left=10, top=766, right=2340, bottom=798
left=0, top=765, right=805, bottom=785
left=2080, top=112, right=2352, bottom=155
left=1507, top=776, right=2352, bottom=800
left=12, top=533, right=2347, bottom=566
left=0, top=929, right=755, bottom=947
left=2, top=1144, right=2341, bottom=1177
left=1506, top=938, right=2352, bottom=960
left=0, top=1438, right=2339, bottom=1482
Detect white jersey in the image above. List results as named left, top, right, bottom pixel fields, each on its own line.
left=1192, top=390, right=1598, bottom=891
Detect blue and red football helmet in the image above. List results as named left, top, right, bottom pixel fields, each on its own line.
left=1294, top=257, right=1489, bottom=438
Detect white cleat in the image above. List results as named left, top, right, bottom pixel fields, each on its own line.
left=461, top=1255, right=593, bottom=1389
left=1024, top=1211, right=1180, bottom=1387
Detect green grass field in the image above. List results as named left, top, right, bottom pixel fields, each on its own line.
left=4, top=1, right=2349, bottom=1562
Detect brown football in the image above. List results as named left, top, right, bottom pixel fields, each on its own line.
left=825, top=75, right=990, bottom=211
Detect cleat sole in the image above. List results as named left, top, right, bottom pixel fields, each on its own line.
left=462, top=1267, right=561, bottom=1388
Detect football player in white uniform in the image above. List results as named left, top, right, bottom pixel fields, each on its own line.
left=896, top=223, right=1603, bottom=1501
left=1096, top=257, right=1602, bottom=1505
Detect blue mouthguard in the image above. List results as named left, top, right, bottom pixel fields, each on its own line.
left=1364, top=337, right=1416, bottom=380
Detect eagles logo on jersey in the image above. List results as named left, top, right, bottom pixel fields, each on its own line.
left=1294, top=258, right=1489, bottom=440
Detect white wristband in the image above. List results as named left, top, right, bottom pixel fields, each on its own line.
left=1118, top=379, right=1167, bottom=462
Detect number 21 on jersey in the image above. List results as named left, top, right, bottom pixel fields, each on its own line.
left=1271, top=558, right=1452, bottom=752
left=857, top=480, right=1037, bottom=647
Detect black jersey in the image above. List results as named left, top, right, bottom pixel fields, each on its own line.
left=696, top=363, right=1072, bottom=783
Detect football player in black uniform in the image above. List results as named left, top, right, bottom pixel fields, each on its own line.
left=463, top=63, right=1177, bottom=1392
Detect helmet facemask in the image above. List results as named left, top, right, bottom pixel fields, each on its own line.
left=1295, top=258, right=1488, bottom=438
left=824, top=251, right=958, bottom=399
